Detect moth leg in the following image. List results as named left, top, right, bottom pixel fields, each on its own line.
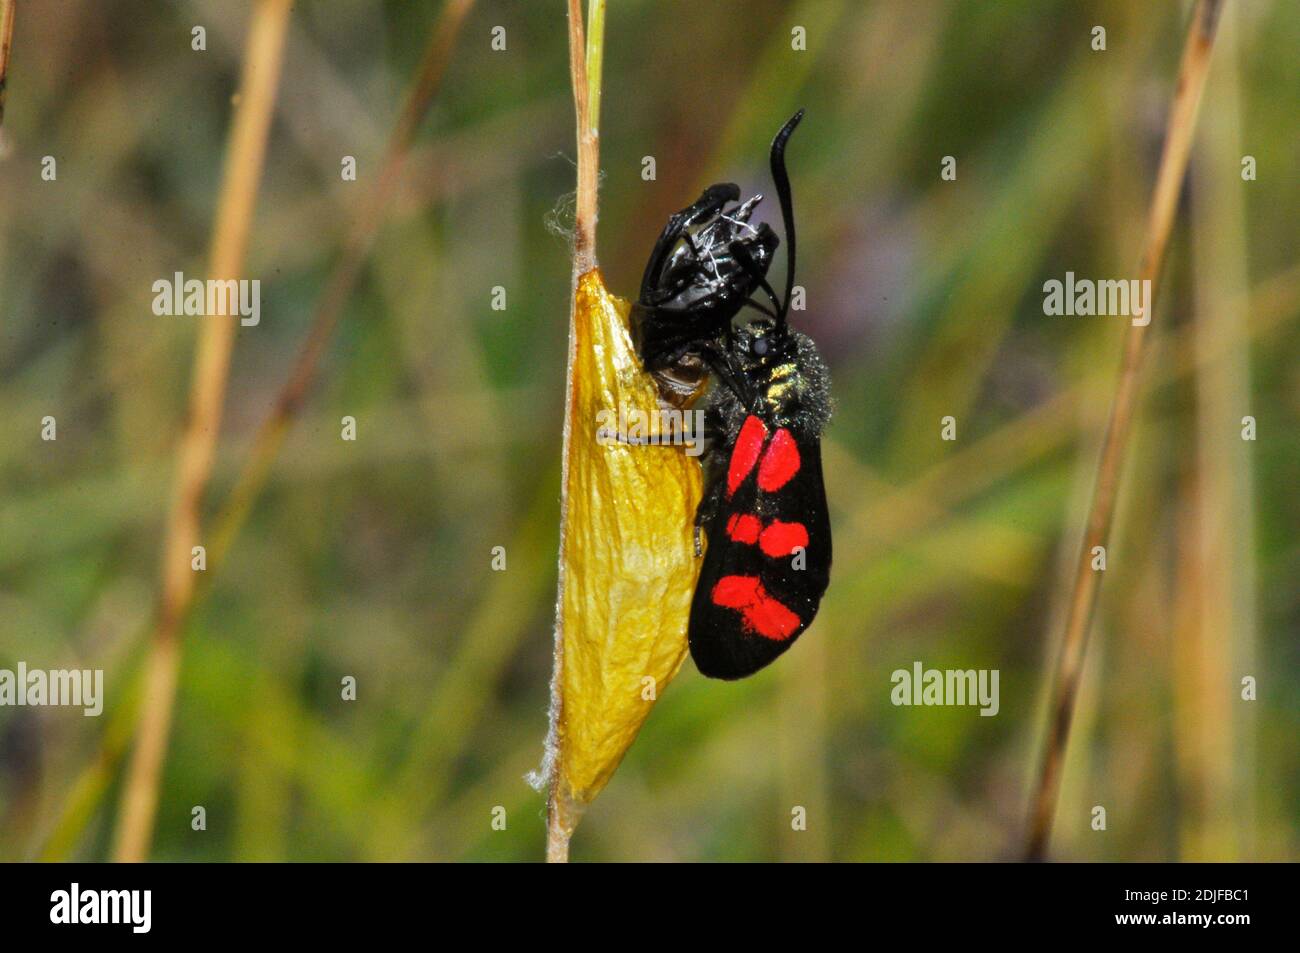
left=698, top=341, right=758, bottom=412
left=729, top=240, right=783, bottom=317
left=692, top=478, right=728, bottom=559
left=596, top=422, right=719, bottom=448
left=596, top=429, right=668, bottom=446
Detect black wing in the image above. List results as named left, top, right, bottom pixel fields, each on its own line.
left=688, top=422, right=831, bottom=679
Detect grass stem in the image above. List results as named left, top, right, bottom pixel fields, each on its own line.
left=112, top=0, right=294, bottom=863
left=547, top=0, right=606, bottom=864
left=1023, top=0, right=1224, bottom=862
left=0, top=0, right=15, bottom=129
left=40, top=0, right=474, bottom=863
left=207, top=0, right=475, bottom=575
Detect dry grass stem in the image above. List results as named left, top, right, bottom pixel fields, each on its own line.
left=546, top=0, right=605, bottom=864
left=0, top=0, right=14, bottom=129
left=112, top=0, right=294, bottom=863
left=39, top=0, right=475, bottom=862
left=1023, top=0, right=1224, bottom=862
left=208, top=0, right=476, bottom=574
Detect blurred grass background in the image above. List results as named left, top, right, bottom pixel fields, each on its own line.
left=0, top=0, right=1296, bottom=862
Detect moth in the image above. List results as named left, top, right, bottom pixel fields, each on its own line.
left=631, top=110, right=832, bottom=679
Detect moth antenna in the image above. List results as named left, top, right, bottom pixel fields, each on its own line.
left=770, top=108, right=804, bottom=328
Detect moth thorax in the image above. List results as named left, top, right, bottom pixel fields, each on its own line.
left=761, top=361, right=801, bottom=411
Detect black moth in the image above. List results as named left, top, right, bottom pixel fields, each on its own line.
left=631, top=109, right=832, bottom=680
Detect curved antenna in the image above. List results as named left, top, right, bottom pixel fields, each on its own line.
left=770, top=108, right=804, bottom=327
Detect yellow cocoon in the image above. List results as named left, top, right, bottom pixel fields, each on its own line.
left=538, top=268, right=704, bottom=849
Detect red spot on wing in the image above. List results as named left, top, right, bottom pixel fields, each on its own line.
left=726, top=513, right=762, bottom=544
left=757, top=428, right=800, bottom=492
left=727, top=416, right=768, bottom=497
left=711, top=574, right=761, bottom=609
left=744, top=593, right=801, bottom=641
left=759, top=520, right=809, bottom=558
left=710, top=574, right=802, bottom=641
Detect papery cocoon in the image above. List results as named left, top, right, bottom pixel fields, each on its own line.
left=533, top=268, right=703, bottom=836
